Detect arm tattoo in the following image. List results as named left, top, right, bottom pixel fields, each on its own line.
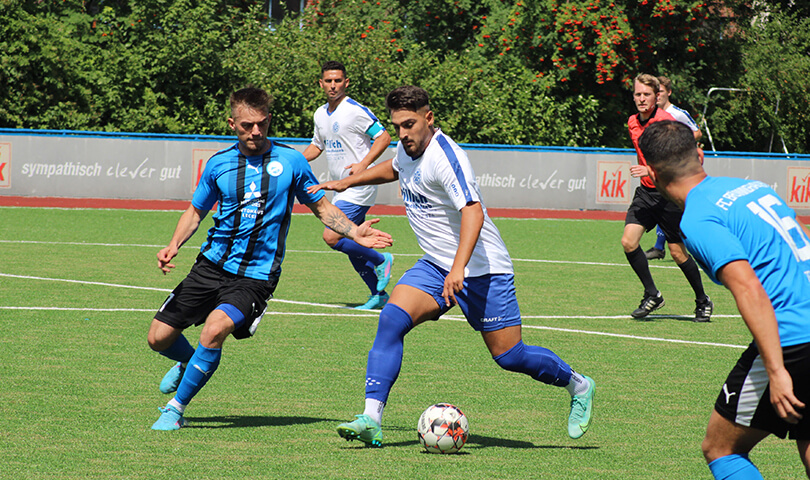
left=324, top=210, right=353, bottom=237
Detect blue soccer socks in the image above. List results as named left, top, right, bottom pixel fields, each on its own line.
left=493, top=341, right=572, bottom=387
left=174, top=344, right=222, bottom=406
left=364, top=303, right=413, bottom=403
left=708, top=454, right=764, bottom=480
left=334, top=238, right=386, bottom=295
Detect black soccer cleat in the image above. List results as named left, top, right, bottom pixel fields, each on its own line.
left=694, top=296, right=714, bottom=323
left=631, top=292, right=665, bottom=319
left=645, top=247, right=665, bottom=260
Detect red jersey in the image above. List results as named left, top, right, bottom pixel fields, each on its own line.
left=627, top=106, right=676, bottom=188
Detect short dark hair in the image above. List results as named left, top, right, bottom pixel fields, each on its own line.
left=321, top=60, right=346, bottom=75
left=657, top=76, right=672, bottom=93
left=385, top=85, right=430, bottom=112
left=230, top=86, right=273, bottom=114
left=638, top=120, right=701, bottom=185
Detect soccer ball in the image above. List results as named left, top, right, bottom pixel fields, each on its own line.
left=417, top=403, right=469, bottom=454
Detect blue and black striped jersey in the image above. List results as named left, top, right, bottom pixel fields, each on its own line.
left=192, top=141, right=324, bottom=280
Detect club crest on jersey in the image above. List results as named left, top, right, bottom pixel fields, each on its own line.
left=413, top=168, right=422, bottom=185
left=267, top=161, right=283, bottom=177
left=331, top=121, right=340, bottom=133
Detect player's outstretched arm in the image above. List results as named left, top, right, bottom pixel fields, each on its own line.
left=306, top=197, right=393, bottom=249
left=442, top=202, right=484, bottom=307
left=308, top=158, right=398, bottom=195
left=717, top=260, right=805, bottom=423
left=157, top=204, right=207, bottom=274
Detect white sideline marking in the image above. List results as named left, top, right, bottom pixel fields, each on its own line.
left=1, top=240, right=677, bottom=270
left=0, top=271, right=746, bottom=350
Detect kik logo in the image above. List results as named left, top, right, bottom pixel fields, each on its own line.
left=596, top=161, right=631, bottom=204
left=787, top=167, right=810, bottom=207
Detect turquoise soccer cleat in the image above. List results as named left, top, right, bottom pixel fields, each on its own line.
left=374, top=253, right=394, bottom=293
left=337, top=414, right=383, bottom=447
left=151, top=405, right=188, bottom=431
left=159, top=362, right=186, bottom=394
left=354, top=293, right=390, bottom=310
left=568, top=376, right=595, bottom=439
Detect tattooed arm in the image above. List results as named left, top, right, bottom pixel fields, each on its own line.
left=306, top=197, right=393, bottom=249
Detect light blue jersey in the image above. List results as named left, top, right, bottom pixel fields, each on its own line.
left=193, top=141, right=324, bottom=280
left=680, top=176, right=810, bottom=346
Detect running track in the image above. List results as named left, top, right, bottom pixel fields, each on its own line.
left=3, top=195, right=809, bottom=224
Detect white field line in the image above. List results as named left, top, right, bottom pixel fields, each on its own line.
left=0, top=240, right=680, bottom=270
left=0, top=271, right=745, bottom=350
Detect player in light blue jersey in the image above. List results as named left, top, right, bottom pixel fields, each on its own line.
left=303, top=61, right=394, bottom=310
left=310, top=86, right=595, bottom=447
left=147, top=87, right=392, bottom=431
left=639, top=120, right=810, bottom=479
left=645, top=76, right=704, bottom=261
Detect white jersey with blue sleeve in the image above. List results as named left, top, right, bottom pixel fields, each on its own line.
left=392, top=129, right=514, bottom=277
left=665, top=104, right=700, bottom=132
left=311, top=96, right=387, bottom=206
left=680, top=176, right=810, bottom=347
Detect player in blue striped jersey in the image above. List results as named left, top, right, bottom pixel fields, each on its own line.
left=311, top=86, right=595, bottom=447
left=303, top=61, right=394, bottom=310
left=639, top=120, right=810, bottom=479
left=147, top=87, right=392, bottom=431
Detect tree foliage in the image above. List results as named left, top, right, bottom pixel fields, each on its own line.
left=0, top=0, right=807, bottom=152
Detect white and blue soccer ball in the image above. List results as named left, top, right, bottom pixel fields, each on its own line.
left=417, top=403, right=469, bottom=454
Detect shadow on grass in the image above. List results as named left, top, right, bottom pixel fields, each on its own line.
left=640, top=314, right=704, bottom=322
left=185, top=415, right=340, bottom=429
left=465, top=434, right=599, bottom=450
left=339, top=428, right=599, bottom=451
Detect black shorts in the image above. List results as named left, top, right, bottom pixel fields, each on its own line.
left=625, top=186, right=684, bottom=243
left=154, top=255, right=278, bottom=340
left=714, top=342, right=810, bottom=440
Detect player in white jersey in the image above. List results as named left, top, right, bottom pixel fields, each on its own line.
left=309, top=85, right=595, bottom=447
left=303, top=61, right=394, bottom=310
left=645, top=75, right=704, bottom=261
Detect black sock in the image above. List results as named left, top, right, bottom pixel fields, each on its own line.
left=678, top=255, right=707, bottom=301
left=625, top=246, right=657, bottom=296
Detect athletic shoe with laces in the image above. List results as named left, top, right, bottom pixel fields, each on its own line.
left=337, top=414, right=383, bottom=447
left=568, top=376, right=595, bottom=439
left=151, top=405, right=188, bottom=431
left=375, top=253, right=394, bottom=293
left=159, top=362, right=185, bottom=394
left=645, top=247, right=665, bottom=260
left=354, top=292, right=389, bottom=310
left=694, top=296, right=714, bottom=323
left=631, top=292, right=665, bottom=319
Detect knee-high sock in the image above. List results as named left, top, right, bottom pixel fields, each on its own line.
left=159, top=334, right=195, bottom=363
left=174, top=344, right=221, bottom=406
left=654, top=226, right=666, bottom=250
left=334, top=238, right=385, bottom=295
left=708, top=454, right=763, bottom=480
left=626, top=246, right=658, bottom=296
left=678, top=255, right=707, bottom=300
left=364, top=303, right=413, bottom=403
left=493, top=341, right=572, bottom=387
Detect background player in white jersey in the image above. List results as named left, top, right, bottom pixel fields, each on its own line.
left=309, top=85, right=595, bottom=447
left=645, top=75, right=704, bottom=261
left=639, top=120, right=810, bottom=479
left=302, top=61, right=394, bottom=310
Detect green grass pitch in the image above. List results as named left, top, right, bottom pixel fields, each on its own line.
left=0, top=207, right=803, bottom=479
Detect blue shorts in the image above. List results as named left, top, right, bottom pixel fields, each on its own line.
left=332, top=200, right=370, bottom=226
left=397, top=258, right=522, bottom=332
